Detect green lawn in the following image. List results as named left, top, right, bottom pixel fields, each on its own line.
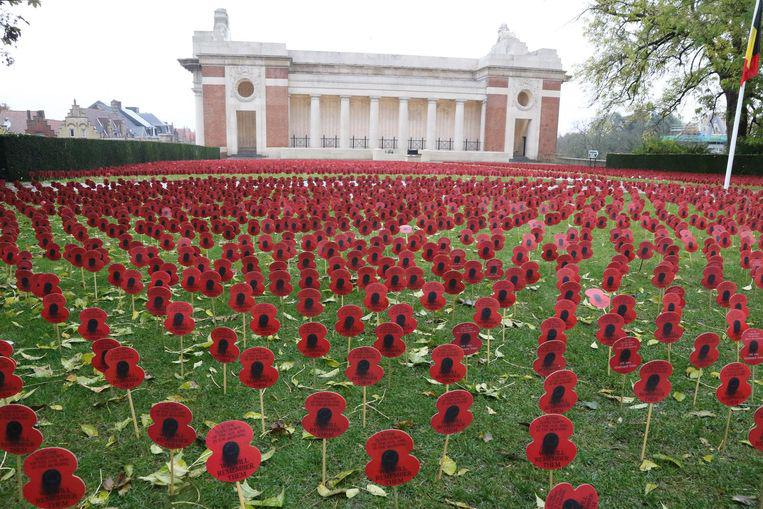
left=0, top=174, right=761, bottom=509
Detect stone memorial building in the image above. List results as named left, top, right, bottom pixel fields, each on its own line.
left=180, top=9, right=567, bottom=161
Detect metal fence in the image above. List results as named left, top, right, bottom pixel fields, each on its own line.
left=321, top=135, right=339, bottom=148
left=380, top=137, right=397, bottom=150
left=463, top=139, right=481, bottom=151
left=350, top=136, right=369, bottom=149
left=289, top=135, right=309, bottom=148
left=436, top=138, right=453, bottom=151
left=408, top=138, right=425, bottom=151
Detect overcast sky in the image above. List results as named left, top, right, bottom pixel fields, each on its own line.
left=0, top=0, right=595, bottom=134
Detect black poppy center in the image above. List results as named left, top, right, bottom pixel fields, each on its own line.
left=250, top=361, right=264, bottom=378
left=460, top=333, right=471, bottom=346
left=646, top=373, right=660, bottom=392
left=41, top=469, right=62, bottom=495
left=662, top=322, right=673, bottom=336
left=87, top=318, right=98, bottom=332
left=726, top=377, right=740, bottom=395
left=619, top=349, right=631, bottom=364
left=116, top=360, right=130, bottom=378
left=173, top=313, right=184, bottom=327
left=304, top=297, right=314, bottom=310
left=343, top=316, right=355, bottom=329
left=357, top=359, right=370, bottom=375
left=222, top=441, right=240, bottom=466
left=381, top=449, right=399, bottom=473
left=444, top=405, right=460, bottom=423
left=258, top=314, right=269, bottom=328
left=604, top=324, right=615, bottom=337
left=543, top=352, right=556, bottom=367
left=48, top=303, right=59, bottom=317
left=440, top=357, right=453, bottom=374
left=307, top=334, right=318, bottom=348
left=5, top=420, right=22, bottom=441
left=563, top=499, right=583, bottom=509
left=480, top=308, right=492, bottom=321
left=541, top=433, right=559, bottom=456
left=316, top=407, right=332, bottom=427
left=219, top=339, right=229, bottom=354
left=162, top=417, right=179, bottom=438
left=551, top=385, right=565, bottom=404
left=427, top=291, right=437, bottom=303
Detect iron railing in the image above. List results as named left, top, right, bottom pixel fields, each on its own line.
left=350, top=136, right=369, bottom=149
left=463, top=139, right=481, bottom=151
left=408, top=138, right=425, bottom=151
left=290, top=135, right=309, bottom=148
left=380, top=137, right=397, bottom=150
left=321, top=135, right=339, bottom=148
left=436, top=138, right=453, bottom=151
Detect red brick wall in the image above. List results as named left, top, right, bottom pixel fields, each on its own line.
left=542, top=80, right=562, bottom=91
left=266, top=68, right=288, bottom=79
left=487, top=77, right=508, bottom=88
left=538, top=96, right=560, bottom=161
left=202, top=66, right=225, bottom=78
left=266, top=85, right=288, bottom=147
left=203, top=84, right=227, bottom=148
left=484, top=93, right=507, bottom=152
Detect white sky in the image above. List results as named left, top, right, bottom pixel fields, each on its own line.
left=0, top=0, right=595, bottom=134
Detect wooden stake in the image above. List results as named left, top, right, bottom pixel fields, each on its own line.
left=607, top=346, right=612, bottom=375
left=259, top=389, right=266, bottom=434
left=640, top=403, right=654, bottom=461
left=549, top=470, right=554, bottom=492
left=242, top=314, right=247, bottom=348
left=486, top=332, right=492, bottom=364
left=321, top=438, right=327, bottom=485
left=436, top=434, right=450, bottom=481
left=93, top=272, right=98, bottom=300
left=752, top=365, right=756, bottom=403
left=80, top=266, right=85, bottom=288
left=362, top=386, right=367, bottom=428
left=719, top=407, right=733, bottom=450
left=169, top=449, right=175, bottom=496
left=223, top=363, right=227, bottom=395
left=131, top=294, right=135, bottom=315
left=667, top=343, right=671, bottom=365
left=620, top=376, right=626, bottom=407
left=55, top=323, right=61, bottom=347
left=394, top=486, right=399, bottom=509
left=236, top=481, right=246, bottom=509
left=179, top=335, right=185, bottom=378
left=127, top=389, right=140, bottom=438
left=692, top=370, right=703, bottom=407
left=16, top=454, right=22, bottom=501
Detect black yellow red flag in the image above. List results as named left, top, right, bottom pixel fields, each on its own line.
left=742, top=1, right=763, bottom=84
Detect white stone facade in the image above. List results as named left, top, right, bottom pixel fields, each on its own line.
left=180, top=11, right=568, bottom=161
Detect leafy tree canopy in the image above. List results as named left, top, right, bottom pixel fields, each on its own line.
left=1, top=0, right=41, bottom=66
left=579, top=0, right=760, bottom=146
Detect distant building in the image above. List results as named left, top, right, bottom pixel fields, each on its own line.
left=662, top=114, right=727, bottom=154
left=0, top=106, right=60, bottom=137
left=180, top=9, right=568, bottom=161
left=90, top=100, right=178, bottom=142
left=175, top=127, right=196, bottom=144
left=58, top=100, right=102, bottom=139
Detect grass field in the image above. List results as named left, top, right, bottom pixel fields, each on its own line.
left=0, top=171, right=761, bottom=509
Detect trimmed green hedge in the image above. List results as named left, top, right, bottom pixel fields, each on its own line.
left=0, top=135, right=219, bottom=180
left=606, top=153, right=763, bottom=175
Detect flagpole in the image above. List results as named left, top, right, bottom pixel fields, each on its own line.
left=724, top=0, right=762, bottom=190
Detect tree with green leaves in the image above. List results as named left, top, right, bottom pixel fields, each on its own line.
left=579, top=0, right=760, bottom=148
left=1, top=0, right=40, bottom=66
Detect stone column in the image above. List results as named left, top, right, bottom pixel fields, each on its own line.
left=398, top=97, right=409, bottom=154
left=309, top=94, right=321, bottom=148
left=454, top=99, right=465, bottom=151
left=339, top=95, right=350, bottom=149
left=479, top=99, right=487, bottom=151
left=425, top=98, right=437, bottom=150
left=369, top=96, right=379, bottom=149
left=193, top=80, right=205, bottom=146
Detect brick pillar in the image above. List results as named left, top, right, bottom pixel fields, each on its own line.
left=266, top=67, right=289, bottom=148
left=538, top=80, right=562, bottom=161
left=484, top=77, right=508, bottom=152
left=202, top=65, right=227, bottom=148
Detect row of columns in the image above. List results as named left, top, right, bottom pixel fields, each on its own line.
left=307, top=95, right=483, bottom=152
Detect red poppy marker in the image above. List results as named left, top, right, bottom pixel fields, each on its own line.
left=22, top=447, right=85, bottom=509
left=526, top=414, right=577, bottom=491
left=147, top=402, right=197, bottom=495
left=431, top=389, right=474, bottom=480
left=533, top=340, right=567, bottom=378
left=473, top=297, right=501, bottom=363
left=228, top=282, right=255, bottom=347
left=104, top=346, right=145, bottom=437
left=365, top=429, right=420, bottom=506
left=545, top=482, right=599, bottom=509
left=716, top=362, right=752, bottom=450
left=0, top=356, right=23, bottom=399
left=239, top=346, right=279, bottom=434
left=539, top=370, right=578, bottom=415
left=741, top=328, right=762, bottom=401
left=164, top=301, right=195, bottom=378
left=302, top=391, right=349, bottom=485
left=345, top=346, right=384, bottom=427
left=429, top=344, right=467, bottom=390
left=749, top=406, right=763, bottom=452
left=633, top=360, right=673, bottom=461
left=41, top=293, right=68, bottom=346
left=77, top=307, right=109, bottom=341
left=250, top=303, right=280, bottom=339
left=0, top=404, right=44, bottom=501
left=373, top=322, right=406, bottom=359
left=689, top=332, right=720, bottom=406
left=334, top=305, right=364, bottom=359
left=205, top=420, right=261, bottom=509
left=210, top=327, right=240, bottom=395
